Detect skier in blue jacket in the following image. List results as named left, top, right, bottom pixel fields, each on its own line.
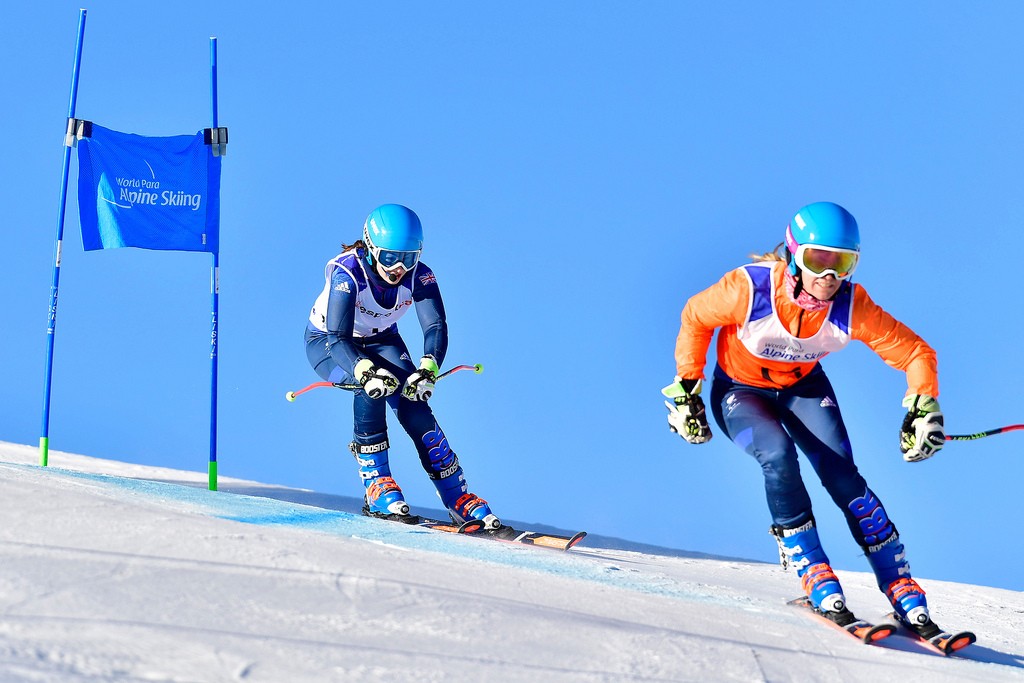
left=304, top=204, right=500, bottom=530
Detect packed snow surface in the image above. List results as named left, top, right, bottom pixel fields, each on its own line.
left=1, top=441, right=1021, bottom=682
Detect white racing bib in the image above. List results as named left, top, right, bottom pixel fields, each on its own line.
left=736, top=262, right=853, bottom=364
left=309, top=251, right=416, bottom=337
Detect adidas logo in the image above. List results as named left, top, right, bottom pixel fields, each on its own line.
left=820, top=397, right=837, bottom=408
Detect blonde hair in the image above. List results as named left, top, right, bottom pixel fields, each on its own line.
left=750, top=242, right=787, bottom=264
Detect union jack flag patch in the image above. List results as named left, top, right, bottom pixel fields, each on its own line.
left=419, top=272, right=437, bottom=286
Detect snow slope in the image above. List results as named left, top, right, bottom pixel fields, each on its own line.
left=1, top=440, right=1021, bottom=683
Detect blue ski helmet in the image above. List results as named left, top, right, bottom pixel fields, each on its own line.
left=362, top=204, right=424, bottom=270
left=784, top=202, right=860, bottom=278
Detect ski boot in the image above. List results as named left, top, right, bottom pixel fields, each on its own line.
left=845, top=488, right=926, bottom=624
left=772, top=518, right=846, bottom=614
left=865, top=533, right=930, bottom=626
left=351, top=439, right=414, bottom=521
left=420, top=423, right=501, bottom=530
left=870, top=543, right=976, bottom=654
left=449, top=492, right=501, bottom=531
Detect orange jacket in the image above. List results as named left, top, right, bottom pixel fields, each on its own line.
left=674, top=261, right=939, bottom=396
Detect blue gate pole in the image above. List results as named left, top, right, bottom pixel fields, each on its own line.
left=208, top=36, right=220, bottom=491
left=40, top=9, right=88, bottom=467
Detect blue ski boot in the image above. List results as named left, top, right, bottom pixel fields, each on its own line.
left=847, top=488, right=931, bottom=627
left=420, top=423, right=500, bottom=529
left=351, top=438, right=410, bottom=518
left=772, top=519, right=846, bottom=613
left=450, top=492, right=500, bottom=530
left=866, top=534, right=930, bottom=627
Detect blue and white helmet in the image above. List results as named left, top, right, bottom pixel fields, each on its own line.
left=784, top=202, right=861, bottom=280
left=362, top=204, right=424, bottom=272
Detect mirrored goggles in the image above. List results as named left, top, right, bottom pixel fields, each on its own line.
left=375, top=248, right=420, bottom=271
left=796, top=244, right=859, bottom=280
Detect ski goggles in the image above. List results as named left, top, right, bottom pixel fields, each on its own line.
left=794, top=243, right=859, bottom=280
left=375, top=248, right=421, bottom=271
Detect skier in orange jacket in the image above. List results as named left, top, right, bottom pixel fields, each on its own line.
left=664, top=202, right=946, bottom=632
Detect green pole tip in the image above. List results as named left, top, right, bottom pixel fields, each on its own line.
left=39, top=437, right=49, bottom=467
left=474, top=363, right=484, bottom=373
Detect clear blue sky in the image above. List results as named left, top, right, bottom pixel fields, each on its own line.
left=2, top=2, right=1022, bottom=591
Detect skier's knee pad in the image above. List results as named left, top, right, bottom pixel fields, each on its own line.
left=756, top=448, right=805, bottom=497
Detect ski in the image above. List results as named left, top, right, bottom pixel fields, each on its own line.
left=481, top=524, right=587, bottom=551
left=365, top=510, right=586, bottom=550
left=363, top=509, right=484, bottom=534
left=414, top=517, right=485, bottom=534
left=887, top=612, right=976, bottom=656
left=788, top=597, right=896, bottom=644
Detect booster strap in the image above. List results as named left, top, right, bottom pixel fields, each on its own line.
left=349, top=438, right=389, bottom=456
left=426, top=457, right=460, bottom=481
left=769, top=518, right=816, bottom=571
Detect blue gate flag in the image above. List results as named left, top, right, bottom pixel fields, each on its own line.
left=77, top=123, right=221, bottom=252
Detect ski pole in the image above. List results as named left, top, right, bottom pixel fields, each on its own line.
left=945, top=424, right=1024, bottom=442
left=285, top=363, right=483, bottom=402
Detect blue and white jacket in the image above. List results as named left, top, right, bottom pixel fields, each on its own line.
left=308, top=249, right=448, bottom=371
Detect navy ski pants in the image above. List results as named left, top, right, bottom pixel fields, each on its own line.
left=304, top=326, right=448, bottom=477
left=710, top=364, right=883, bottom=540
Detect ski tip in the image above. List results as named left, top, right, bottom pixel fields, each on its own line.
left=861, top=623, right=896, bottom=643
left=944, top=631, right=977, bottom=654
left=887, top=612, right=977, bottom=655
left=564, top=531, right=587, bottom=550
left=457, top=519, right=486, bottom=534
